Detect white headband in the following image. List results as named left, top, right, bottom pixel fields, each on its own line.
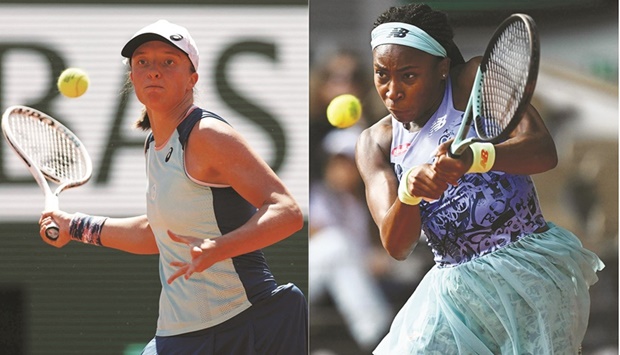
left=371, top=22, right=447, bottom=58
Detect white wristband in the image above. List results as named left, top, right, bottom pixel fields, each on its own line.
left=466, top=142, right=496, bottom=173
left=398, top=167, right=422, bottom=206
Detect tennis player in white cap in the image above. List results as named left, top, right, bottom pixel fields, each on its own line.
left=40, top=19, right=308, bottom=354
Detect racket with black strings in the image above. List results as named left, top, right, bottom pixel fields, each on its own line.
left=1, top=105, right=92, bottom=240
left=449, top=13, right=540, bottom=158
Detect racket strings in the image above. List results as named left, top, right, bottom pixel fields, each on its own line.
left=480, top=20, right=532, bottom=138
left=9, top=112, right=88, bottom=183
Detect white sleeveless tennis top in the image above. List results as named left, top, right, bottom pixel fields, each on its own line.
left=145, top=107, right=278, bottom=336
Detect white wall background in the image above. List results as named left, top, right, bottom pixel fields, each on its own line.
left=0, top=5, right=309, bottom=220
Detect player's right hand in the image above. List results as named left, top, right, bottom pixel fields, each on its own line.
left=404, top=164, right=449, bottom=202
left=433, top=139, right=471, bottom=185
left=39, top=211, right=72, bottom=248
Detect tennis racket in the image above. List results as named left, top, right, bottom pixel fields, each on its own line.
left=1, top=105, right=92, bottom=240
left=449, top=13, right=540, bottom=158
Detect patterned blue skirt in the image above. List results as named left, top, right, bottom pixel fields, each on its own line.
left=373, top=223, right=604, bottom=355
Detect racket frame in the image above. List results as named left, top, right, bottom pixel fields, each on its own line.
left=449, top=13, right=540, bottom=158
left=1, top=105, right=93, bottom=239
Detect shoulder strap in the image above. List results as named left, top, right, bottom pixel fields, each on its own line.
left=143, top=108, right=229, bottom=154
left=144, top=132, right=155, bottom=154
left=177, top=108, right=229, bottom=150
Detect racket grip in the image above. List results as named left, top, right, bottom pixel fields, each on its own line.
left=45, top=221, right=60, bottom=240
left=447, top=144, right=463, bottom=159
left=44, top=194, right=60, bottom=240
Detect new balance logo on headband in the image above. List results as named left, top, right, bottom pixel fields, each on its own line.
left=387, top=28, right=409, bottom=39
left=371, top=22, right=447, bottom=58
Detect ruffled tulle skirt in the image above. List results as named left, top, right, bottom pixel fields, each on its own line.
left=374, top=223, right=604, bottom=355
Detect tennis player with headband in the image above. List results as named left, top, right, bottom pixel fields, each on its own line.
left=39, top=19, right=308, bottom=354
left=355, top=4, right=603, bottom=354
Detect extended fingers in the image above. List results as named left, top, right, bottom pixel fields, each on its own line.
left=168, top=230, right=204, bottom=247
left=167, top=268, right=186, bottom=284
left=167, top=262, right=194, bottom=284
left=167, top=230, right=187, bottom=243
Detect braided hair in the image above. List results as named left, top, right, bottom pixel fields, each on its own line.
left=373, top=3, right=465, bottom=68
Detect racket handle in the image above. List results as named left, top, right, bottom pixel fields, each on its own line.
left=44, top=194, right=60, bottom=240
left=45, top=221, right=60, bottom=240
left=447, top=147, right=459, bottom=159
left=448, top=144, right=465, bottom=159
left=448, top=139, right=474, bottom=159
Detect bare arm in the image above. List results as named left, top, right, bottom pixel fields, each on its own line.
left=356, top=118, right=448, bottom=260
left=39, top=212, right=159, bottom=255
left=492, top=105, right=558, bottom=174
left=99, top=215, right=158, bottom=254
left=167, top=119, right=303, bottom=282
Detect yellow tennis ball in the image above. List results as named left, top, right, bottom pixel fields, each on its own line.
left=326, top=94, right=362, bottom=128
left=57, top=68, right=89, bottom=98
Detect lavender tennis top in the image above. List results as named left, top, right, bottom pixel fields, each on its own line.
left=390, top=78, right=547, bottom=267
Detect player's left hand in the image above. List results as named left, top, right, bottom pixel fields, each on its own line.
left=167, top=230, right=217, bottom=284
left=432, top=139, right=472, bottom=185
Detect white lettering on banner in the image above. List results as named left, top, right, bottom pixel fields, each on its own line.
left=0, top=5, right=309, bottom=220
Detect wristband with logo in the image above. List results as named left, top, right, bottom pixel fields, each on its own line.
left=466, top=142, right=496, bottom=173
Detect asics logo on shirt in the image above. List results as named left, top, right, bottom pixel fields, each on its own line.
left=165, top=147, right=173, bottom=162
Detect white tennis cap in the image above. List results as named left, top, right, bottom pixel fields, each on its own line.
left=121, top=19, right=200, bottom=71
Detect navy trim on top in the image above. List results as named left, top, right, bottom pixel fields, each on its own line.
left=177, top=109, right=228, bottom=150
left=143, top=108, right=228, bottom=154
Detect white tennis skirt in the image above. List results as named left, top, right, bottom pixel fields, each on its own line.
left=374, top=223, right=604, bottom=355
